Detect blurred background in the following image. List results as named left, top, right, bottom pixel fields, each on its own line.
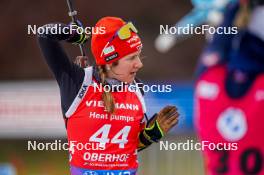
left=0, top=0, right=207, bottom=174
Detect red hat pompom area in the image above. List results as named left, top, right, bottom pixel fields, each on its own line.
left=91, top=17, right=142, bottom=65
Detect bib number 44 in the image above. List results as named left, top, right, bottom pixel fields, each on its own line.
left=89, top=124, right=131, bottom=149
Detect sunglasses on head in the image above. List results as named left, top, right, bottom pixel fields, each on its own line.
left=115, top=22, right=138, bottom=40
left=100, top=22, right=139, bottom=57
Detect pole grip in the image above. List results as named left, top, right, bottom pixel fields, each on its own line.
left=66, top=0, right=86, bottom=56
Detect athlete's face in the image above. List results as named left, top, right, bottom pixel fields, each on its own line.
left=106, top=51, right=143, bottom=83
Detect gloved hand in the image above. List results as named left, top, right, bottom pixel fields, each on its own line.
left=138, top=106, right=179, bottom=151
left=154, top=105, right=179, bottom=134
left=142, top=106, right=179, bottom=143
left=148, top=105, right=179, bottom=134
left=67, top=20, right=88, bottom=44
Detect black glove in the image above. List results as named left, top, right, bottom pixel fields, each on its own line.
left=66, top=20, right=88, bottom=44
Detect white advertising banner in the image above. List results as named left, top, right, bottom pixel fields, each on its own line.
left=0, top=81, right=66, bottom=138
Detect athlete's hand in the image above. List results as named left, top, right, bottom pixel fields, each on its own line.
left=67, top=21, right=89, bottom=44
left=139, top=106, right=179, bottom=147
left=75, top=56, right=89, bottom=68
left=153, top=106, right=179, bottom=134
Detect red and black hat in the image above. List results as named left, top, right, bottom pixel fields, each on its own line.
left=91, top=17, right=142, bottom=65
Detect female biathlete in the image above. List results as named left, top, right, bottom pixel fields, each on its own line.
left=38, top=17, right=179, bottom=175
